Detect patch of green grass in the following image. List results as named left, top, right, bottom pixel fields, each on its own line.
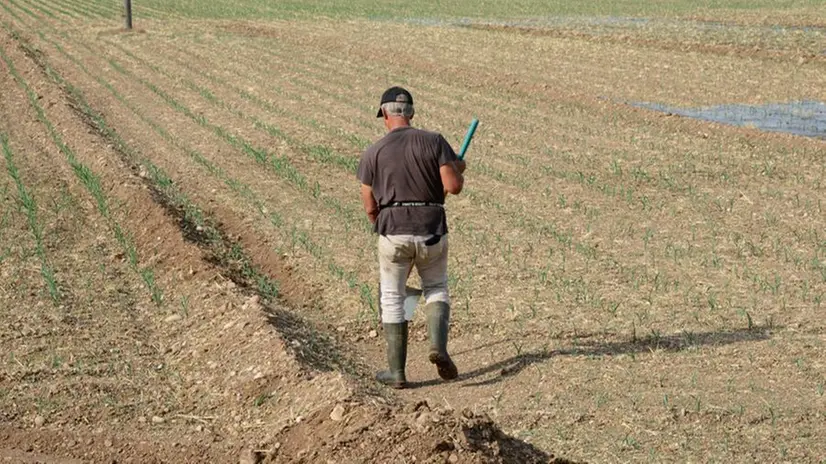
left=90, top=0, right=825, bottom=21
left=21, top=0, right=92, bottom=20
left=1, top=132, right=61, bottom=301
left=179, top=295, right=190, bottom=317
left=20, top=0, right=77, bottom=20
left=50, top=353, right=64, bottom=369
left=621, top=432, right=642, bottom=451
left=35, top=396, right=58, bottom=415
left=140, top=268, right=163, bottom=305
left=0, top=186, right=15, bottom=264
left=253, top=392, right=270, bottom=407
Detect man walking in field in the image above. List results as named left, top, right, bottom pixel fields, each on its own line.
left=358, top=87, right=467, bottom=389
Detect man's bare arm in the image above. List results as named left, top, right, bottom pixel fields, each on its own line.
left=441, top=159, right=466, bottom=196
left=360, top=183, right=379, bottom=224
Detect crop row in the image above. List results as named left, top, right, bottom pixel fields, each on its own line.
left=100, top=18, right=824, bottom=314
left=113, top=31, right=631, bottom=314
left=0, top=27, right=163, bottom=304
left=201, top=27, right=825, bottom=282
left=37, top=40, right=283, bottom=303
left=143, top=32, right=746, bottom=310
left=118, top=30, right=612, bottom=262
left=7, top=2, right=820, bottom=324
left=0, top=132, right=61, bottom=301
left=211, top=22, right=825, bottom=227
left=19, top=8, right=612, bottom=320
left=3, top=12, right=381, bottom=318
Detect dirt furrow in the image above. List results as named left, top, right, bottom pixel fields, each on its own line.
left=74, top=40, right=384, bottom=312
left=57, top=39, right=376, bottom=314
left=1, top=28, right=167, bottom=306
left=1, top=23, right=170, bottom=429
left=0, top=15, right=372, bottom=461
left=102, top=36, right=369, bottom=226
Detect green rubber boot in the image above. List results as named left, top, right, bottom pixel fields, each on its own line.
left=426, top=301, right=459, bottom=380
left=376, top=322, right=408, bottom=389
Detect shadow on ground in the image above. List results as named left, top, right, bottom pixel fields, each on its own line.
left=264, top=307, right=365, bottom=376
left=463, top=415, right=583, bottom=464
left=407, top=326, right=775, bottom=389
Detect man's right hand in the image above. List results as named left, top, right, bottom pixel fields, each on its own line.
left=455, top=159, right=467, bottom=174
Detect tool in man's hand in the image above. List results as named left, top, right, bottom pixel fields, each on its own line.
left=458, top=118, right=479, bottom=160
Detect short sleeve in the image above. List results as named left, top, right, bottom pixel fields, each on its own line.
left=357, top=148, right=374, bottom=185
left=436, top=134, right=458, bottom=166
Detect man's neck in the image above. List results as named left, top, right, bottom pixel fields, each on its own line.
left=386, top=118, right=411, bottom=132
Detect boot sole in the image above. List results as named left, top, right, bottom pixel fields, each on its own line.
left=377, top=374, right=407, bottom=389
left=380, top=380, right=406, bottom=389
left=429, top=352, right=458, bottom=380
left=378, top=379, right=407, bottom=389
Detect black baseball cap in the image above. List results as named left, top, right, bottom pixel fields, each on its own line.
left=376, top=86, right=414, bottom=117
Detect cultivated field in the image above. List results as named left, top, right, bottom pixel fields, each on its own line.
left=1, top=0, right=825, bottom=462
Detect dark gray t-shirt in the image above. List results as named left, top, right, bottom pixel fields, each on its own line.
left=357, top=126, right=458, bottom=236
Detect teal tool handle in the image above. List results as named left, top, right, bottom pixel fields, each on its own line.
left=458, top=118, right=479, bottom=160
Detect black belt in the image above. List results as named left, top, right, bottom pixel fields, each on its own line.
left=379, top=202, right=443, bottom=246
left=384, top=201, right=444, bottom=208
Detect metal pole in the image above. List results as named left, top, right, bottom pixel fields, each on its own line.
left=124, top=0, right=132, bottom=29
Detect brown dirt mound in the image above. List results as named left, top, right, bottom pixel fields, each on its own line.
left=268, top=401, right=574, bottom=464
left=0, top=402, right=574, bottom=464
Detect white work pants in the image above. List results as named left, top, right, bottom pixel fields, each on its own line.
left=378, top=234, right=450, bottom=323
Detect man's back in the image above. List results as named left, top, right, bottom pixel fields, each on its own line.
left=358, top=127, right=457, bottom=236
